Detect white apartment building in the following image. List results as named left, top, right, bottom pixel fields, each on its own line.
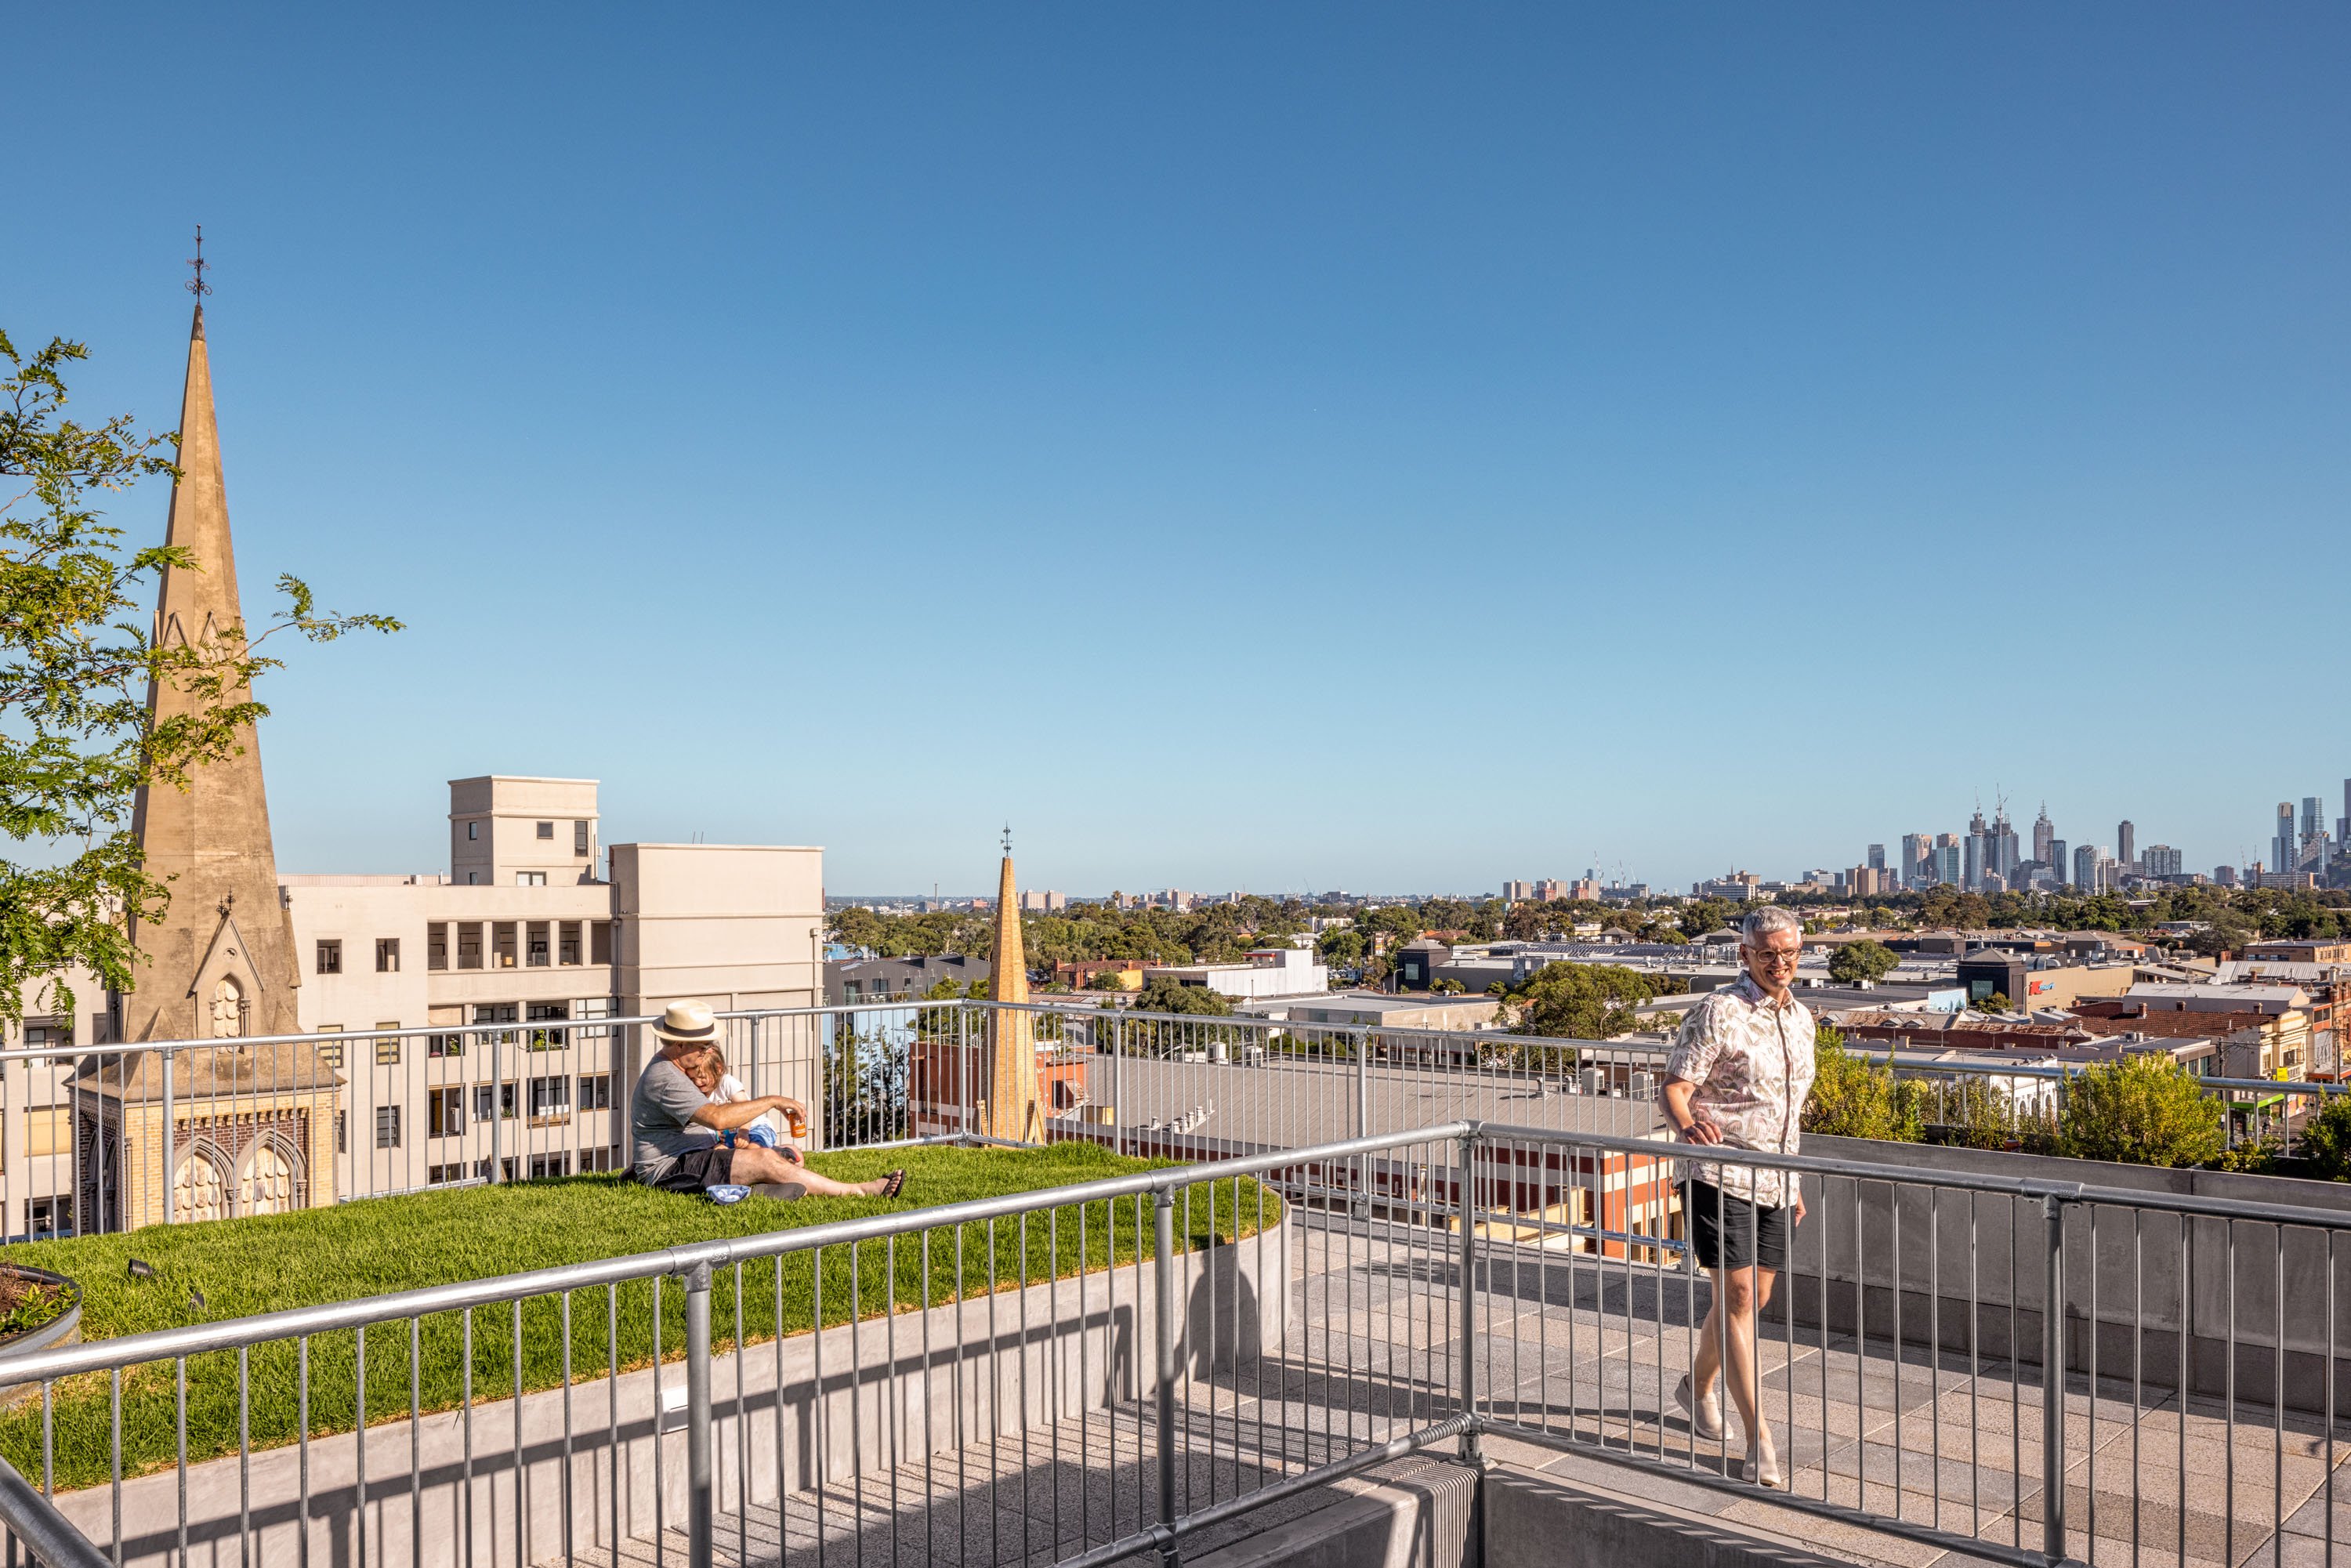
left=278, top=775, right=824, bottom=1195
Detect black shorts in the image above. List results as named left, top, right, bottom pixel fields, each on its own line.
left=1683, top=1180, right=1791, bottom=1272
left=646, top=1145, right=734, bottom=1193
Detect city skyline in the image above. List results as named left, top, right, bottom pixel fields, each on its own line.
left=9, top=9, right=2346, bottom=895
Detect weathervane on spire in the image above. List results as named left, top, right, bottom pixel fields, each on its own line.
left=1002, top=824, right=1012, bottom=856
left=186, top=226, right=212, bottom=300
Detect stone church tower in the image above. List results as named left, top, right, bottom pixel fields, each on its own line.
left=121, top=299, right=305, bottom=1045
left=80, top=298, right=339, bottom=1231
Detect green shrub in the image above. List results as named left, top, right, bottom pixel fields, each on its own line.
left=2055, top=1055, right=2225, bottom=1168
left=1803, top=1027, right=1923, bottom=1143
left=2297, top=1094, right=2351, bottom=1181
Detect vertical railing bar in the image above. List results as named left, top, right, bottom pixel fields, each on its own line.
left=1969, top=1193, right=1980, bottom=1536
left=811, top=1250, right=825, bottom=1568
left=1153, top=1187, right=1178, bottom=1568
left=560, top=1291, right=574, bottom=1568
left=921, top=1228, right=935, bottom=1567
left=684, top=1263, right=714, bottom=1568
left=411, top=1313, right=425, bottom=1568
left=295, top=1340, right=309, bottom=1568
left=1458, top=1125, right=1483, bottom=1466
left=1893, top=1186, right=1904, bottom=1519
left=653, top=1273, right=665, bottom=1568
left=2042, top=1194, right=2066, bottom=1568
left=2275, top=1226, right=2286, bottom=1568
left=849, top=1235, right=867, bottom=1560
left=607, top=1284, right=621, bottom=1563
left=510, top=1298, right=525, bottom=1568
left=174, top=1356, right=188, bottom=1568
left=2227, top=1218, right=2237, bottom=1568
left=235, top=1349, right=249, bottom=1568
left=462, top=1308, right=476, bottom=1568
left=2088, top=1203, right=2099, bottom=1555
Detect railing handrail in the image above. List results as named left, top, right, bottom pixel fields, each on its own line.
left=0, top=1450, right=108, bottom=1568
left=0, top=1121, right=1462, bottom=1386
left=1476, top=1116, right=2351, bottom=1233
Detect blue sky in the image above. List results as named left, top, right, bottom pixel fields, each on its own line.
left=7, top=6, right=2346, bottom=895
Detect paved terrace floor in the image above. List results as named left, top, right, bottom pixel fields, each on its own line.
left=564, top=1208, right=2351, bottom=1568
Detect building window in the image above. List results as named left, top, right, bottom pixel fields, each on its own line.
left=456, top=923, right=483, bottom=970
left=376, top=938, right=400, bottom=973
left=467, top=821, right=480, bottom=841
left=317, top=940, right=342, bottom=976
left=591, top=921, right=614, bottom=965
left=493, top=922, right=518, bottom=968
left=578, top=1072, right=613, bottom=1110
left=375, top=1026, right=402, bottom=1066
left=426, top=924, right=447, bottom=970
left=558, top=921, right=582, bottom=965
left=314, top=1024, right=344, bottom=1069
left=427, top=1033, right=464, bottom=1058
left=579, top=1144, right=618, bottom=1173
left=473, top=1082, right=520, bottom=1121
left=526, top=922, right=552, bottom=967
left=526, top=1000, right=569, bottom=1048
left=375, top=1106, right=402, bottom=1149
left=427, top=1162, right=467, bottom=1186
left=517, top=872, right=546, bottom=887
left=528, top=1075, right=572, bottom=1123
left=465, top=871, right=483, bottom=885
left=22, top=1016, right=72, bottom=1067
left=23, top=1107, right=72, bottom=1158
left=575, top=997, right=613, bottom=1039
left=26, top=1196, right=73, bottom=1238
left=574, top=820, right=589, bottom=856
left=537, top=821, right=554, bottom=840
left=336, top=1110, right=348, bottom=1153
left=529, top=1152, right=571, bottom=1180
left=428, top=1086, right=466, bottom=1138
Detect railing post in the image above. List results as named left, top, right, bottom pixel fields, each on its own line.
left=1458, top=1125, right=1487, bottom=1467
left=1112, top=1015, right=1126, bottom=1160
left=684, top=1260, right=715, bottom=1568
left=488, top=1030, right=502, bottom=1184
left=1353, top=1030, right=1372, bottom=1218
left=2041, top=1193, right=2066, bottom=1566
left=160, top=1048, right=175, bottom=1226
left=958, top=1005, right=972, bottom=1141
left=1152, top=1186, right=1179, bottom=1566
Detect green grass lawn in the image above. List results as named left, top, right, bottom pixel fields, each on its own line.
left=0, top=1142, right=1280, bottom=1492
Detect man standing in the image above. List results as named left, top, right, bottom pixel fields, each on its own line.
left=631, top=1001, right=904, bottom=1200
left=1658, top=907, right=1817, bottom=1488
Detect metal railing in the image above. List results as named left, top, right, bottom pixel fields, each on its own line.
left=0, top=1122, right=1471, bottom=1568
left=5, top=1110, right=2351, bottom=1566
left=8, top=992, right=2338, bottom=1246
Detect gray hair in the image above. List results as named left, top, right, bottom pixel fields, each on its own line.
left=1741, top=907, right=1803, bottom=946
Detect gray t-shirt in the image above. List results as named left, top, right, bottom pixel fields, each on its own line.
left=631, top=1056, right=719, bottom=1185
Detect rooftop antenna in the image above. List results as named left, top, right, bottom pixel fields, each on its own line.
left=186, top=226, right=212, bottom=301
left=1002, top=823, right=1012, bottom=856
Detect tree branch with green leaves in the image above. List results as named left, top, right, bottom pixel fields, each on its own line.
left=0, top=328, right=400, bottom=1026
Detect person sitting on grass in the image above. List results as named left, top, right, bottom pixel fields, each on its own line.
left=630, top=1001, right=905, bottom=1201
left=690, top=1047, right=795, bottom=1153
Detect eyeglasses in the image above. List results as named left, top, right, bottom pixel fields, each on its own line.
left=1745, top=947, right=1802, bottom=966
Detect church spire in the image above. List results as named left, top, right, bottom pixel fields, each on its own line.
left=980, top=833, right=1039, bottom=1143
left=122, top=280, right=302, bottom=1043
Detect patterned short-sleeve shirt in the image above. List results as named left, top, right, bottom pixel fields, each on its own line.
left=1663, top=973, right=1817, bottom=1209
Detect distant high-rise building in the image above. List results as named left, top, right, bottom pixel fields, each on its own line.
left=2074, top=843, right=2100, bottom=893
left=1933, top=833, right=1962, bottom=887
left=2305, top=797, right=2324, bottom=845
left=1900, top=832, right=1929, bottom=885
left=1501, top=880, right=1533, bottom=902
left=2216, top=864, right=2238, bottom=888
left=2033, top=806, right=2055, bottom=869
left=2049, top=838, right=2067, bottom=884
left=1964, top=809, right=1988, bottom=892
left=2116, top=820, right=2135, bottom=870
left=2341, top=779, right=2350, bottom=849
left=1867, top=844, right=1886, bottom=871
left=2275, top=802, right=2298, bottom=878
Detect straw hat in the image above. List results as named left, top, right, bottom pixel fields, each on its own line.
left=651, top=1000, right=720, bottom=1047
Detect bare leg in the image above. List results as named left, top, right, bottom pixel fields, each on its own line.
left=1691, top=1265, right=1777, bottom=1441
left=728, top=1145, right=896, bottom=1197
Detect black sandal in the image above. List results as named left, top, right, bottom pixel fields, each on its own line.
left=879, top=1169, right=907, bottom=1200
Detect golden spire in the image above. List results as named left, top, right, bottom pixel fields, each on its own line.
left=982, top=830, right=1039, bottom=1143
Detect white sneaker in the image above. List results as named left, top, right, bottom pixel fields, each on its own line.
left=1673, top=1373, right=1724, bottom=1440
left=1743, top=1431, right=1784, bottom=1489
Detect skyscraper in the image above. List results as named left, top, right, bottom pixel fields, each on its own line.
left=2275, top=802, right=2298, bottom=876
left=2116, top=820, right=2135, bottom=870
left=2033, top=805, right=2055, bottom=869
left=1965, top=808, right=1988, bottom=892
left=2074, top=843, right=2099, bottom=893
left=1934, top=835, right=1962, bottom=886
left=1867, top=844, right=1886, bottom=871
left=2305, top=797, right=2324, bottom=846
left=1900, top=832, right=1929, bottom=888
left=1990, top=805, right=2021, bottom=882
left=2049, top=838, right=2067, bottom=885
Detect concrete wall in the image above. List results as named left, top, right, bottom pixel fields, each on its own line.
left=56, top=1218, right=1290, bottom=1568
left=1777, top=1135, right=2351, bottom=1414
